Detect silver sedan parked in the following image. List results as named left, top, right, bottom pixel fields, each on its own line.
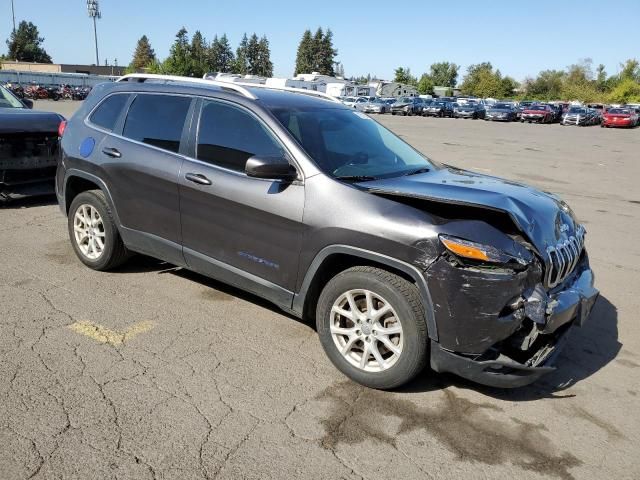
left=361, top=98, right=390, bottom=114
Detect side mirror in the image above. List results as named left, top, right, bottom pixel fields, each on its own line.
left=245, top=155, right=298, bottom=182
left=22, top=98, right=34, bottom=109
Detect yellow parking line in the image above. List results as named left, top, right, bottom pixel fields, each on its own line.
left=68, top=320, right=155, bottom=345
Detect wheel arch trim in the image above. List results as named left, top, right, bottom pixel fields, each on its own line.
left=63, top=169, right=122, bottom=227
left=293, top=245, right=438, bottom=341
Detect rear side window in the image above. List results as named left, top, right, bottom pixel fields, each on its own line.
left=196, top=100, right=283, bottom=172
left=89, top=94, right=129, bottom=131
left=122, top=94, right=191, bottom=153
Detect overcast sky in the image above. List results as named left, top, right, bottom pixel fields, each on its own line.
left=2, top=0, right=639, bottom=82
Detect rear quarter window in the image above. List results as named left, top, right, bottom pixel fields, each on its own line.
left=89, top=94, right=130, bottom=131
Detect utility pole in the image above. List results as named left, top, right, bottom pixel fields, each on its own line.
left=87, top=0, right=101, bottom=66
left=11, top=0, right=16, bottom=32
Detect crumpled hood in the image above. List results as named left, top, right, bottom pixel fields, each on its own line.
left=357, top=166, right=579, bottom=254
left=0, top=109, right=63, bottom=134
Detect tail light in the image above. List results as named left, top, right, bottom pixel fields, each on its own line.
left=58, top=120, right=67, bottom=138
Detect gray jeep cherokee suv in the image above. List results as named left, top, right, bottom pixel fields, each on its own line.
left=56, top=74, right=598, bottom=390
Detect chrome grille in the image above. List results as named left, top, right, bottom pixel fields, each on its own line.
left=545, top=226, right=585, bottom=288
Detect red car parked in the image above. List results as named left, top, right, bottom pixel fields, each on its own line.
left=601, top=108, right=638, bottom=128
left=520, top=104, right=555, bottom=123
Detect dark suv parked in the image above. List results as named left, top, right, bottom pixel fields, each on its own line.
left=57, top=74, right=598, bottom=390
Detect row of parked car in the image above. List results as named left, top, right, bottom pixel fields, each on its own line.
left=339, top=95, right=640, bottom=128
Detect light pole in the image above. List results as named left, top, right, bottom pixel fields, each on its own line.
left=11, top=0, right=16, bottom=32
left=86, top=0, right=101, bottom=66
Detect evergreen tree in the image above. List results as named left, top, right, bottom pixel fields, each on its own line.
left=234, top=33, right=249, bottom=75
left=318, top=29, right=337, bottom=76
left=189, top=30, right=208, bottom=77
left=294, top=30, right=314, bottom=75
left=163, top=28, right=191, bottom=76
left=6, top=21, right=52, bottom=63
left=246, top=33, right=260, bottom=75
left=294, top=28, right=338, bottom=76
left=257, top=35, right=273, bottom=77
left=311, top=28, right=324, bottom=73
left=217, top=34, right=235, bottom=72
left=207, top=34, right=235, bottom=73
left=130, top=35, right=155, bottom=71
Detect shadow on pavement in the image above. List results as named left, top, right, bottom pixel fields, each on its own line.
left=109, top=252, right=620, bottom=400
left=0, top=193, right=58, bottom=209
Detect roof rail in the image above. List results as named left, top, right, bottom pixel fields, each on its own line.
left=225, top=80, right=342, bottom=104
left=116, top=73, right=258, bottom=100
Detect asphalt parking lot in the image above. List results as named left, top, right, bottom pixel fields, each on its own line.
left=1, top=100, right=639, bottom=480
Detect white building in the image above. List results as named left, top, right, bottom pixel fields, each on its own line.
left=371, top=81, right=418, bottom=98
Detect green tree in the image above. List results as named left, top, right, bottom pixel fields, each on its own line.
left=129, top=35, right=155, bottom=71
left=311, top=28, right=324, bottom=74
left=6, top=20, right=52, bottom=63
left=294, top=29, right=314, bottom=75
left=318, top=28, right=337, bottom=76
left=256, top=35, right=273, bottom=77
left=246, top=33, right=261, bottom=75
left=607, top=78, right=640, bottom=103
left=524, top=69, right=565, bottom=99
left=163, top=28, right=192, bottom=76
left=234, top=33, right=249, bottom=75
left=417, top=74, right=435, bottom=95
left=189, top=30, right=208, bottom=77
left=208, top=34, right=235, bottom=73
left=429, top=61, right=459, bottom=88
left=619, top=59, right=640, bottom=82
left=394, top=67, right=416, bottom=85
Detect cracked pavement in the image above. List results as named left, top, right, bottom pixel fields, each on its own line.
left=1, top=102, right=639, bottom=479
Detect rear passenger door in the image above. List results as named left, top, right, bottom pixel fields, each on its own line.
left=179, top=98, right=305, bottom=307
left=95, top=92, right=193, bottom=265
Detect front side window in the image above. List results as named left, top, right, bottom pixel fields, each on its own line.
left=122, top=94, right=191, bottom=153
left=196, top=100, right=284, bottom=172
left=90, top=94, right=129, bottom=131
left=271, top=107, right=434, bottom=179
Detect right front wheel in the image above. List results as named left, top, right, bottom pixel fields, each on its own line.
left=316, top=266, right=429, bottom=389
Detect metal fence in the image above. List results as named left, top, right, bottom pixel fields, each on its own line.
left=0, top=70, right=118, bottom=87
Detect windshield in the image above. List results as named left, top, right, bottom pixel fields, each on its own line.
left=397, top=97, right=412, bottom=103
left=0, top=86, right=25, bottom=108
left=608, top=108, right=629, bottom=114
left=528, top=105, right=546, bottom=111
left=270, top=107, right=433, bottom=179
left=493, top=103, right=511, bottom=109
left=568, top=107, right=586, bottom=114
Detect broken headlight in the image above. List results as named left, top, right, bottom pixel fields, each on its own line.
left=439, top=235, right=530, bottom=266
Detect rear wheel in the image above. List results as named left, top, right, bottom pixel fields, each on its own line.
left=316, top=266, right=429, bottom=390
left=68, top=190, right=130, bottom=271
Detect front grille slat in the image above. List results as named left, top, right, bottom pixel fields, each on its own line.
left=545, top=226, right=585, bottom=288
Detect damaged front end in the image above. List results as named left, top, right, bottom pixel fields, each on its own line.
left=359, top=167, right=599, bottom=388
left=0, top=133, right=59, bottom=200
left=424, top=227, right=598, bottom=388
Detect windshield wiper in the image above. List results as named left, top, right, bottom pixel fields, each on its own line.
left=401, top=167, right=430, bottom=176
left=335, top=175, right=378, bottom=182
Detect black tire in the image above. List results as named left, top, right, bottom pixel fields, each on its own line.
left=68, top=190, right=130, bottom=271
left=316, top=266, right=429, bottom=390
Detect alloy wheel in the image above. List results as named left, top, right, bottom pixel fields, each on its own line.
left=330, top=289, right=403, bottom=372
left=73, top=204, right=106, bottom=260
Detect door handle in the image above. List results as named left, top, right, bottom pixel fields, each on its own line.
left=185, top=173, right=212, bottom=186
left=102, top=147, right=121, bottom=158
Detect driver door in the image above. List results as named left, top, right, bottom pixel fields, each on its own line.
left=179, top=98, right=305, bottom=306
